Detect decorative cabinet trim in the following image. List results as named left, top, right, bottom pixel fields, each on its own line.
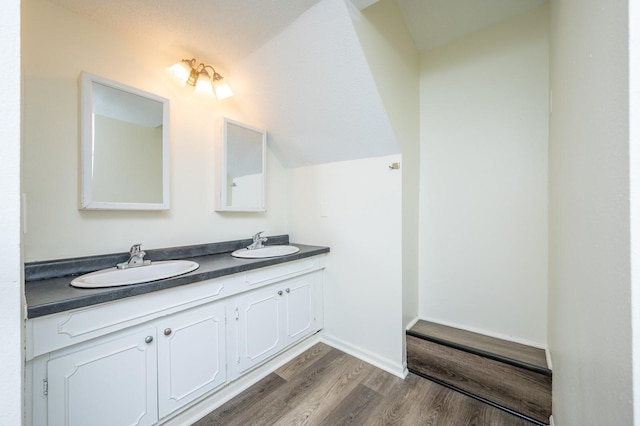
left=244, top=258, right=318, bottom=286
left=230, top=272, right=319, bottom=379
left=28, top=280, right=226, bottom=359
left=56, top=280, right=224, bottom=338
left=27, top=255, right=326, bottom=426
left=28, top=256, right=326, bottom=360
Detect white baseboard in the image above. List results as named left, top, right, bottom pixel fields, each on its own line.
left=545, top=348, right=553, bottom=370
left=402, top=361, right=409, bottom=378
left=321, top=333, right=405, bottom=379
left=405, top=316, right=420, bottom=331
left=163, top=333, right=322, bottom=425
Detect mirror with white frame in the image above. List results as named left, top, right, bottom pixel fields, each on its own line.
left=215, top=118, right=266, bottom=212
left=80, top=72, right=170, bottom=210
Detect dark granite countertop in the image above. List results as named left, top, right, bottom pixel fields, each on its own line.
left=25, top=236, right=329, bottom=319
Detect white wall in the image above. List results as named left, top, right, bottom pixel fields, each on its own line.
left=349, top=0, right=420, bottom=332
left=631, top=0, right=640, bottom=423
left=0, top=0, right=23, bottom=424
left=22, top=0, right=291, bottom=262
left=419, top=5, right=549, bottom=347
left=289, top=155, right=404, bottom=376
left=286, top=0, right=413, bottom=375
left=549, top=0, right=633, bottom=424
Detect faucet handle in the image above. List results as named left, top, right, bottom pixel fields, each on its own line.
left=253, top=231, right=264, bottom=241
left=130, top=244, right=142, bottom=255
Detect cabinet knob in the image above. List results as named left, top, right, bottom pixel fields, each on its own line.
left=277, top=290, right=283, bottom=296
left=145, top=336, right=153, bottom=344
left=164, top=328, right=172, bottom=336
left=286, top=288, right=290, bottom=293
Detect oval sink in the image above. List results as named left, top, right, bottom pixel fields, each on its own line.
left=70, top=260, right=199, bottom=289
left=231, top=245, right=300, bottom=259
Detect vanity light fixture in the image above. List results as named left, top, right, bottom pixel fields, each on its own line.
left=168, top=58, right=234, bottom=100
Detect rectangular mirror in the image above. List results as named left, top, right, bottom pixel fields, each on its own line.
left=215, top=118, right=266, bottom=212
left=80, top=72, right=170, bottom=210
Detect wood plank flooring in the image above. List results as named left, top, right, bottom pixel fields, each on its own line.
left=408, top=321, right=548, bottom=372
left=193, top=343, right=533, bottom=425
left=406, top=321, right=551, bottom=425
left=407, top=336, right=551, bottom=424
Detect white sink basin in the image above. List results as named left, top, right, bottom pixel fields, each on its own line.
left=231, top=245, right=300, bottom=259
left=70, top=260, right=200, bottom=288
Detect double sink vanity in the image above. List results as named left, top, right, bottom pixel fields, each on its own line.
left=25, top=235, right=329, bottom=426
left=23, top=71, right=319, bottom=425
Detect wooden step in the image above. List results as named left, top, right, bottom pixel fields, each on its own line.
left=407, top=320, right=552, bottom=425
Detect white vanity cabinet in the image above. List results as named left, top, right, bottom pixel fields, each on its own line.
left=233, top=273, right=318, bottom=375
left=27, top=255, right=326, bottom=425
left=156, top=301, right=227, bottom=418
left=46, top=325, right=159, bottom=426
left=42, top=300, right=227, bottom=426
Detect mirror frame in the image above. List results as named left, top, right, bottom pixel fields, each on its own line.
left=215, top=118, right=267, bottom=212
left=79, top=71, right=170, bottom=210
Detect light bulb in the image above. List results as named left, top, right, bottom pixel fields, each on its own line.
left=213, top=79, right=234, bottom=100
left=194, top=70, right=214, bottom=96
left=167, top=60, right=192, bottom=86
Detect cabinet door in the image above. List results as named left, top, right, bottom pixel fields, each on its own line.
left=157, top=301, right=227, bottom=419
left=47, top=327, right=158, bottom=426
left=235, top=285, right=284, bottom=373
left=284, top=275, right=316, bottom=345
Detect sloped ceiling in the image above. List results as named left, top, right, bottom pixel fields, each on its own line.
left=46, top=0, right=397, bottom=167
left=232, top=0, right=398, bottom=167
left=394, top=0, right=548, bottom=52
left=43, top=0, right=546, bottom=167
left=46, top=0, right=323, bottom=66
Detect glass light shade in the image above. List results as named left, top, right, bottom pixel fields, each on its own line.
left=213, top=79, right=234, bottom=100
left=194, top=72, right=214, bottom=96
left=167, top=61, right=192, bottom=87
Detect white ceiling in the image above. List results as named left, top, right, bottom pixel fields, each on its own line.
left=395, top=0, right=548, bottom=52
left=232, top=0, right=398, bottom=167
left=47, top=0, right=548, bottom=74
left=44, top=0, right=547, bottom=167
left=47, top=0, right=323, bottom=67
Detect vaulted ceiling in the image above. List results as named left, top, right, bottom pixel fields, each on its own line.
left=396, top=0, right=547, bottom=52
left=47, top=0, right=547, bottom=67
left=45, top=0, right=547, bottom=167
left=46, top=0, right=323, bottom=66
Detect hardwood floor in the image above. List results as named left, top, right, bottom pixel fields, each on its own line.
left=408, top=321, right=548, bottom=371
left=407, top=336, right=551, bottom=424
left=193, top=343, right=533, bottom=425
left=406, top=321, right=551, bottom=425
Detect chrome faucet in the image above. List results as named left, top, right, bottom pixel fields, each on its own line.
left=117, top=244, right=152, bottom=269
left=247, top=231, right=268, bottom=250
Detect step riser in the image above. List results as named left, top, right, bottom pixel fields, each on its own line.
left=407, top=335, right=551, bottom=424
left=406, top=330, right=552, bottom=377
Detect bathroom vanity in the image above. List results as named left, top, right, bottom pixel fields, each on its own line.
left=25, top=236, right=329, bottom=426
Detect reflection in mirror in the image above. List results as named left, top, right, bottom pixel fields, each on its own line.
left=80, top=72, right=170, bottom=210
left=215, top=118, right=266, bottom=212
